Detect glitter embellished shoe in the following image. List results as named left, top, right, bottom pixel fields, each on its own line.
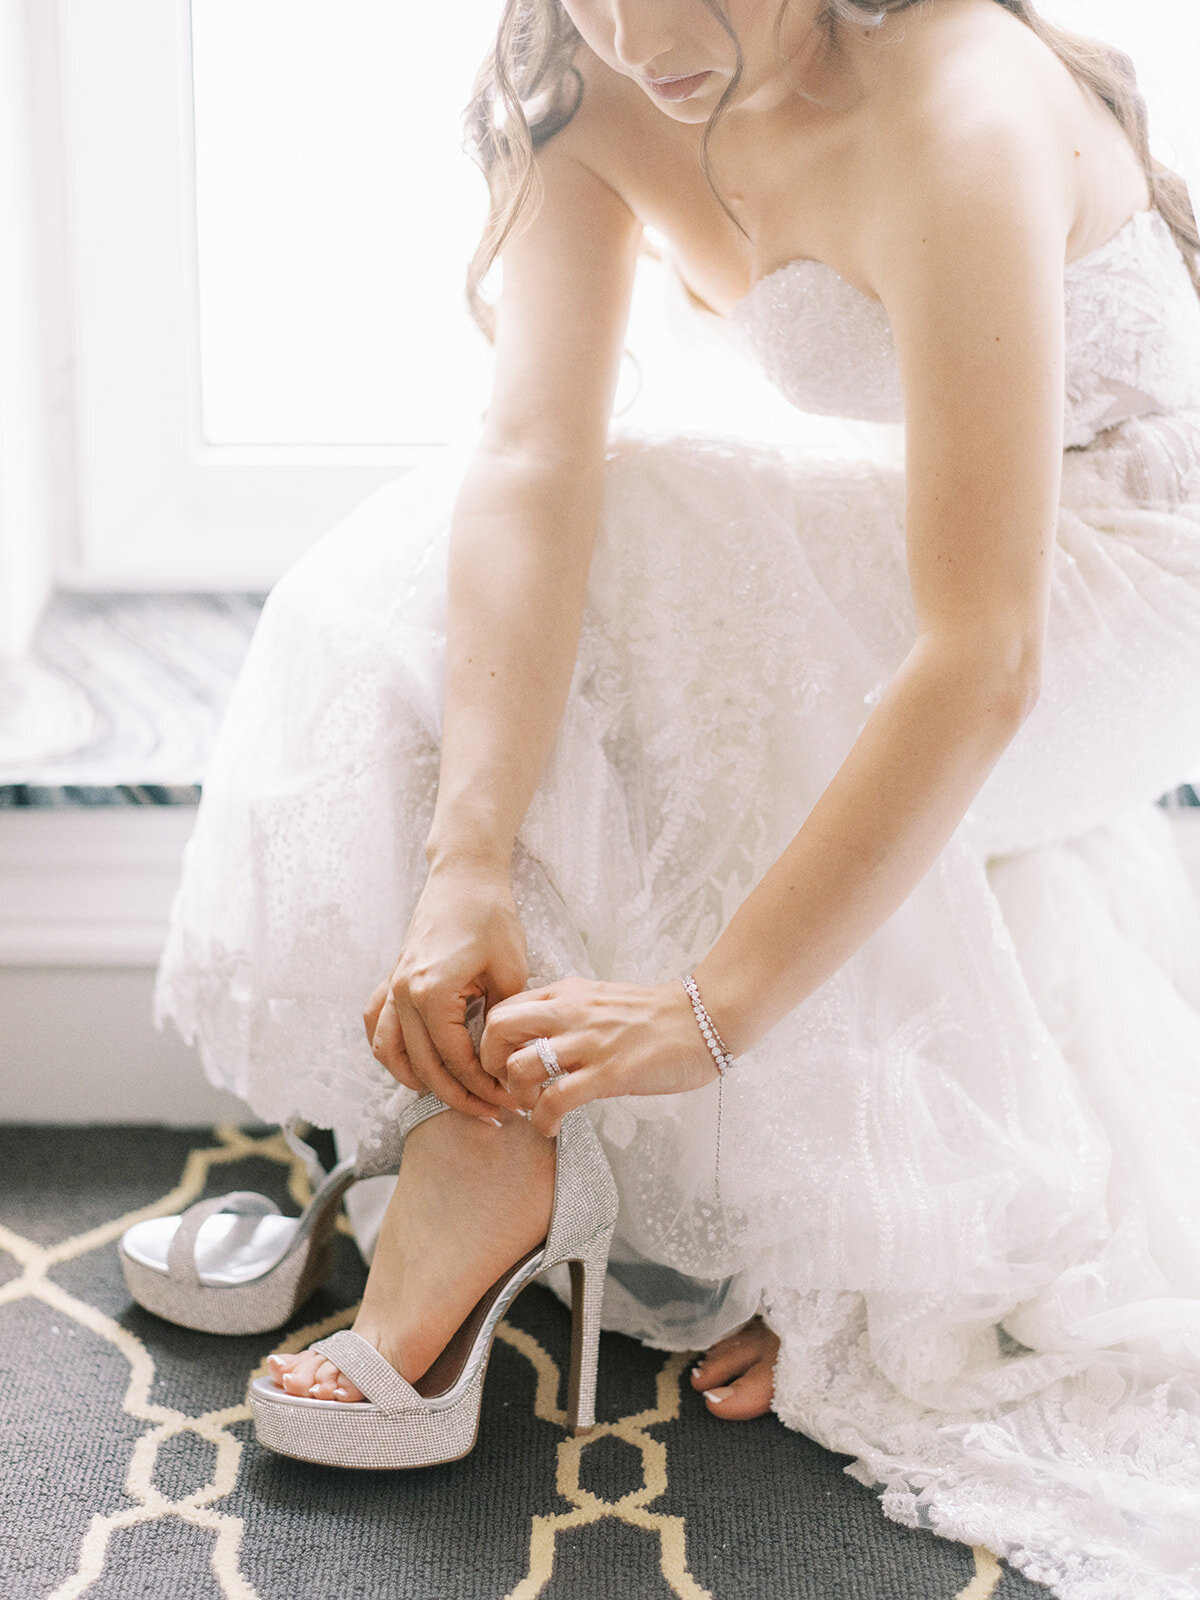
left=118, top=1123, right=394, bottom=1337
left=246, top=1091, right=619, bottom=1468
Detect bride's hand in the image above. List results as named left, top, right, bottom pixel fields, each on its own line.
left=363, top=863, right=528, bottom=1120
left=479, top=975, right=719, bottom=1138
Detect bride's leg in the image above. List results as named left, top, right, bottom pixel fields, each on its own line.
left=269, top=1109, right=555, bottom=1400
left=690, top=1318, right=781, bottom=1421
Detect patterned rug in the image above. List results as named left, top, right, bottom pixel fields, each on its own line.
left=0, top=1124, right=1051, bottom=1600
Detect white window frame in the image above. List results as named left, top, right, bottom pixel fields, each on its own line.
left=50, top=0, right=436, bottom=593
left=0, top=0, right=58, bottom=657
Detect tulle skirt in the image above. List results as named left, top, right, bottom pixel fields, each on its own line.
left=157, top=411, right=1200, bottom=1599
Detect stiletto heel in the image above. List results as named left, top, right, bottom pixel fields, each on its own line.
left=248, top=1092, right=619, bottom=1468
left=567, top=1248, right=609, bottom=1436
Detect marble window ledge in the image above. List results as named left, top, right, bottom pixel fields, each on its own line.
left=0, top=593, right=264, bottom=806
left=0, top=592, right=1197, bottom=811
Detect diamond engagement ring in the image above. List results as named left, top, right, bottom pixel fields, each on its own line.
left=534, top=1035, right=563, bottom=1088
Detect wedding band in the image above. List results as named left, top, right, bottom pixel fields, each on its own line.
left=534, top=1035, right=563, bottom=1088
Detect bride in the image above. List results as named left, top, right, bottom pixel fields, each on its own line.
left=147, top=0, right=1200, bottom=1594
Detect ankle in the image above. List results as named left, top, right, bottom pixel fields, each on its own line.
left=430, top=1105, right=555, bottom=1166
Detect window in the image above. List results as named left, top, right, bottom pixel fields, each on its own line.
left=44, top=0, right=905, bottom=595
left=190, top=0, right=495, bottom=448
left=11, top=0, right=1199, bottom=601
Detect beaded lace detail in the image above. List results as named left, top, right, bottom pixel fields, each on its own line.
left=157, top=203, right=1200, bottom=1599
left=733, top=207, right=1200, bottom=446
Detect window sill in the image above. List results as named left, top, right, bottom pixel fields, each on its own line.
left=0, top=591, right=259, bottom=966
left=0, top=590, right=261, bottom=797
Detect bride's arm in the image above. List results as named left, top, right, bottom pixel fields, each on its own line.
left=427, top=159, right=641, bottom=876
left=367, top=144, right=641, bottom=1116
left=484, top=108, right=1073, bottom=1127
left=695, top=116, right=1069, bottom=1051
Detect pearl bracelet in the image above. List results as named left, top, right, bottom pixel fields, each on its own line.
left=680, top=974, right=736, bottom=1076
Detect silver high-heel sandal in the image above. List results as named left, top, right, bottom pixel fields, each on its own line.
left=247, top=1092, right=619, bottom=1468
left=118, top=1124, right=393, bottom=1336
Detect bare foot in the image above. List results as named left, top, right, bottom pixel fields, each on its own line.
left=689, top=1316, right=780, bottom=1420
left=268, top=1107, right=556, bottom=1402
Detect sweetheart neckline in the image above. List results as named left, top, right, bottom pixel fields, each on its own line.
left=684, top=205, right=1161, bottom=324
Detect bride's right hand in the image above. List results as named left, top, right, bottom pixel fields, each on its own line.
left=363, top=863, right=529, bottom=1120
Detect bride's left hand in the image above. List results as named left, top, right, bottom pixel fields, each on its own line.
left=479, top=975, right=719, bottom=1138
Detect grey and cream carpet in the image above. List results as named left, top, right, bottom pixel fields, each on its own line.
left=0, top=1122, right=1052, bottom=1600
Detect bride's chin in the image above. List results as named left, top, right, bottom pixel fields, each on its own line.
left=643, top=95, right=717, bottom=126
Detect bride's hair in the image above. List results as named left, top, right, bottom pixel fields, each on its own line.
left=464, top=0, right=1200, bottom=336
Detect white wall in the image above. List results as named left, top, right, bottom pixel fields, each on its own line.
left=0, top=963, right=247, bottom=1123
left=0, top=805, right=245, bottom=1123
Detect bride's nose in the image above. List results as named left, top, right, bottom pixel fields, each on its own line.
left=610, top=0, right=678, bottom=75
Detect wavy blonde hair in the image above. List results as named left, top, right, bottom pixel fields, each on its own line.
left=463, top=0, right=1200, bottom=336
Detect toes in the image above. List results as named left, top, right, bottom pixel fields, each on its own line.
left=277, top=1350, right=323, bottom=1395
left=702, top=1357, right=776, bottom=1421
left=691, top=1328, right=763, bottom=1390
left=267, top=1349, right=365, bottom=1402
left=691, top=1319, right=780, bottom=1420
left=308, top=1358, right=341, bottom=1400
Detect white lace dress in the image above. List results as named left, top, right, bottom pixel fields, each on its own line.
left=157, top=206, right=1200, bottom=1599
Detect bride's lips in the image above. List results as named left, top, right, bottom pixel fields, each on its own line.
left=643, top=70, right=713, bottom=102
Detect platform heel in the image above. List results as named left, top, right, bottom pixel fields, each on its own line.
left=118, top=1015, right=490, bottom=1336
left=117, top=1119, right=404, bottom=1336
left=248, top=1095, right=620, bottom=1468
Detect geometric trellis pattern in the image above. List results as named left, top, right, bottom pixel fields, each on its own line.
left=0, top=1125, right=1049, bottom=1600
left=0, top=1127, right=301, bottom=1600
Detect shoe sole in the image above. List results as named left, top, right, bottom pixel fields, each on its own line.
left=247, top=1371, right=485, bottom=1468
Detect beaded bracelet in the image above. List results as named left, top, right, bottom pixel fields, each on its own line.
left=681, top=973, right=736, bottom=1077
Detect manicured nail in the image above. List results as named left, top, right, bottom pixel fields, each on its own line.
left=703, top=1387, right=731, bottom=1403
left=691, top=1365, right=703, bottom=1381
left=487, top=1117, right=503, bottom=1128
left=334, top=1386, right=351, bottom=1401
left=517, top=1108, right=532, bottom=1120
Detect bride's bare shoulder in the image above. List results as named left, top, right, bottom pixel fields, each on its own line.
left=862, top=0, right=1130, bottom=199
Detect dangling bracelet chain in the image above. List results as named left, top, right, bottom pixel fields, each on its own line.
left=681, top=973, right=735, bottom=1203
left=680, top=973, right=735, bottom=1076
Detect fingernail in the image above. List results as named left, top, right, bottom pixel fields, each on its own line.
left=703, top=1387, right=731, bottom=1403
left=517, top=1108, right=532, bottom=1120
left=487, top=1117, right=503, bottom=1128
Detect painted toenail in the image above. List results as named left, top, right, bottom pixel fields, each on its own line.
left=704, top=1387, right=731, bottom=1402
left=692, top=1365, right=703, bottom=1380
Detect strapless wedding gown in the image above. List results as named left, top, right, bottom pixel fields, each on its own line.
left=157, top=206, right=1200, bottom=1599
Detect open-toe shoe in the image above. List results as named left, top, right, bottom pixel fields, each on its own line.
left=247, top=1092, right=619, bottom=1468
left=119, top=1122, right=398, bottom=1336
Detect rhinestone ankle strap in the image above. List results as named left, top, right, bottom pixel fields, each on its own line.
left=681, top=974, right=735, bottom=1076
